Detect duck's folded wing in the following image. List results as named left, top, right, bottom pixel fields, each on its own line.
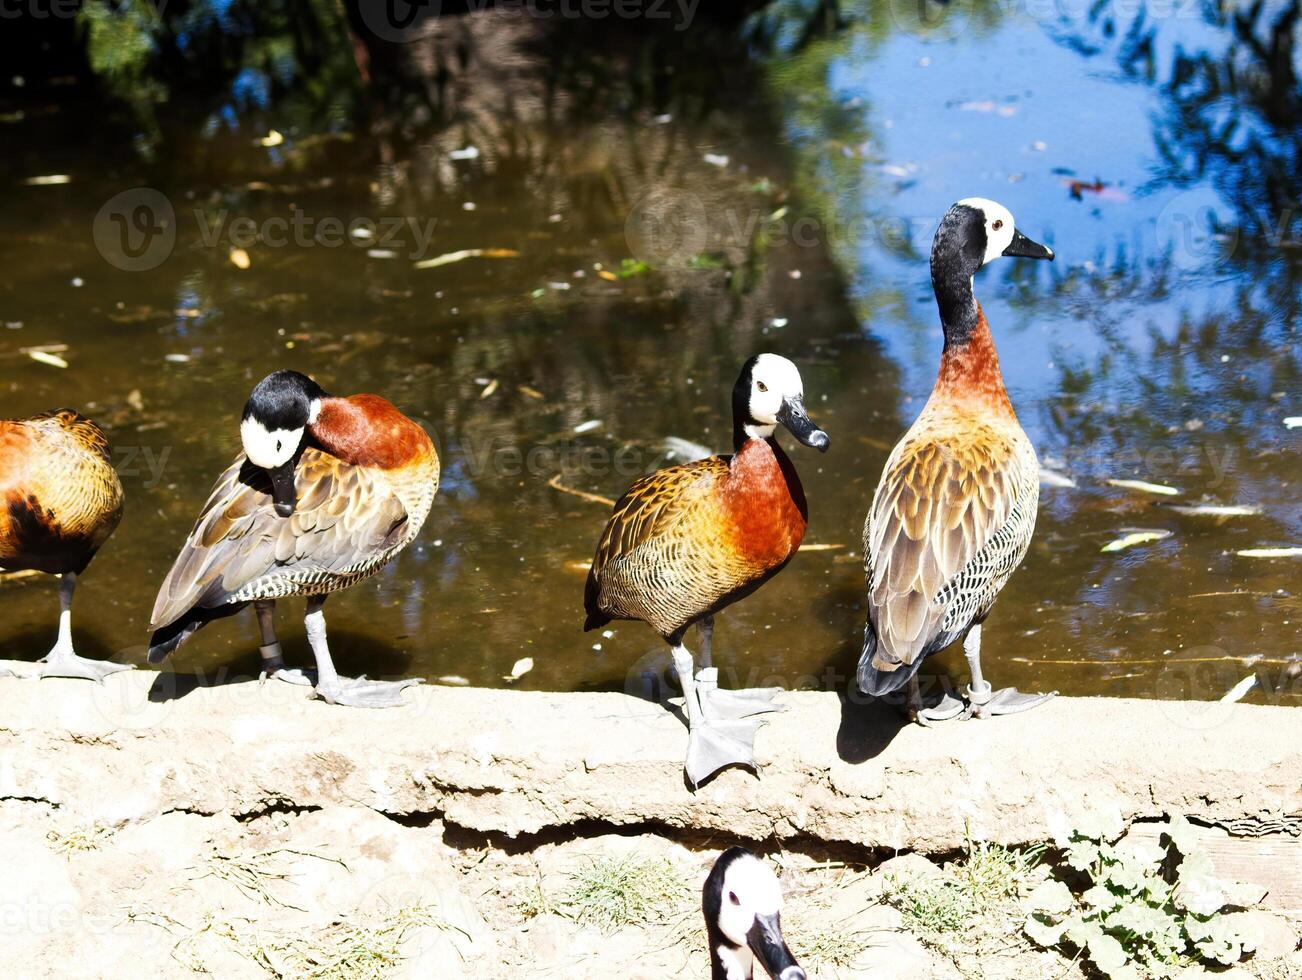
left=589, top=456, right=727, bottom=576
left=150, top=449, right=408, bottom=630
left=863, top=436, right=1034, bottom=671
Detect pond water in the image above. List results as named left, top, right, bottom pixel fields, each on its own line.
left=0, top=2, right=1297, bottom=706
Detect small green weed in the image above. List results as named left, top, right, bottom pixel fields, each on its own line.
left=1024, top=813, right=1264, bottom=979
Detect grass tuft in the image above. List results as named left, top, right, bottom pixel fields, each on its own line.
left=887, top=839, right=1044, bottom=955
left=527, top=855, right=692, bottom=935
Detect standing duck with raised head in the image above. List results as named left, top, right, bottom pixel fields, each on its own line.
left=858, top=199, right=1057, bottom=723
left=148, top=370, right=437, bottom=707
left=703, top=847, right=805, bottom=980
left=584, top=354, right=829, bottom=787
left=0, top=409, right=133, bottom=681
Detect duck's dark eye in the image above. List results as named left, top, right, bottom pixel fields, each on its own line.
left=728, top=891, right=740, bottom=906
left=276, top=440, right=283, bottom=452
left=756, top=381, right=768, bottom=393
left=992, top=219, right=1004, bottom=231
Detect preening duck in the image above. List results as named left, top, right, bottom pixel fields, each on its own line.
left=703, top=847, right=805, bottom=980
left=858, top=198, right=1056, bottom=723
left=148, top=370, right=438, bottom=707
left=584, top=354, right=829, bottom=787
left=0, top=409, right=132, bottom=681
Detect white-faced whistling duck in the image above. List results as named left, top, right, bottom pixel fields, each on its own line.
left=0, top=410, right=132, bottom=681
left=148, top=370, right=438, bottom=707
left=703, top=847, right=806, bottom=980
left=584, top=354, right=829, bottom=787
left=858, top=198, right=1057, bottom=723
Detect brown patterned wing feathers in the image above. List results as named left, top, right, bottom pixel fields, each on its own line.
left=865, top=427, right=1035, bottom=670
left=150, top=449, right=408, bottom=630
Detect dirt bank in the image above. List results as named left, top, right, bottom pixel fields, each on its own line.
left=0, top=668, right=1297, bottom=977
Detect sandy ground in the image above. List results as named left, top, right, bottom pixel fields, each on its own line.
left=0, top=668, right=1297, bottom=976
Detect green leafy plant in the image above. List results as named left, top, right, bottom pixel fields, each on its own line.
left=1024, top=813, right=1262, bottom=979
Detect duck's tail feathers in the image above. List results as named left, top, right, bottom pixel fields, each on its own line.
left=856, top=620, right=921, bottom=696
left=148, top=603, right=244, bottom=664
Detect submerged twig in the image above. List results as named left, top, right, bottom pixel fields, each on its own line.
left=547, top=474, right=615, bottom=507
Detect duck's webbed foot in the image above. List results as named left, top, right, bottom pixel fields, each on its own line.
left=694, top=667, right=785, bottom=721
left=963, top=683, right=1056, bottom=719
left=314, top=675, right=422, bottom=708
left=36, top=649, right=134, bottom=684
left=901, top=675, right=965, bottom=725
left=672, top=651, right=783, bottom=788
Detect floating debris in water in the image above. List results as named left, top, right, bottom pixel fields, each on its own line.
left=229, top=248, right=251, bottom=270
left=164, top=353, right=191, bottom=363
left=661, top=436, right=712, bottom=461
left=23, top=174, right=71, bottom=186
left=479, top=378, right=499, bottom=399
left=770, top=317, right=788, bottom=329
left=350, top=226, right=374, bottom=241
left=26, top=350, right=68, bottom=369
left=1100, top=529, right=1172, bottom=553
left=126, top=389, right=144, bottom=412
left=596, top=269, right=618, bottom=281
left=462, top=202, right=477, bottom=211
left=367, top=249, right=398, bottom=259
left=1219, top=675, right=1256, bottom=703
left=703, top=153, right=729, bottom=167
left=434, top=675, right=470, bottom=687
left=503, top=657, right=533, bottom=683
left=1285, top=417, right=1302, bottom=429
left=518, top=385, right=545, bottom=400
left=413, top=247, right=519, bottom=270
left=573, top=419, right=602, bottom=434
left=1106, top=478, right=1180, bottom=496
left=1236, top=547, right=1302, bottom=558
left=800, top=543, right=843, bottom=552
left=1040, top=469, right=1076, bottom=488
left=448, top=146, right=480, bottom=161
left=1167, top=504, right=1261, bottom=518
left=258, top=130, right=284, bottom=148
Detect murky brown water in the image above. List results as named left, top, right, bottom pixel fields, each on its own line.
left=0, top=6, right=1298, bottom=706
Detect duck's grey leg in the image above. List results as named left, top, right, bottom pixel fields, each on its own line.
left=256, top=600, right=312, bottom=687
left=909, top=672, right=965, bottom=725
left=304, top=596, right=421, bottom=708
left=35, top=573, right=134, bottom=683
left=672, top=643, right=774, bottom=788
left=962, top=624, right=1056, bottom=718
left=690, top=616, right=785, bottom=723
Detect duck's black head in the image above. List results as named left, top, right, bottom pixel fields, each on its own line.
left=240, top=370, right=329, bottom=517
left=703, top=847, right=806, bottom=980
left=731, top=353, right=830, bottom=454
left=931, top=198, right=1054, bottom=344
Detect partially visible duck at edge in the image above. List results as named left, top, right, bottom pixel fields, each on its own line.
left=148, top=370, right=438, bottom=707
left=584, top=354, right=830, bottom=787
left=858, top=198, right=1057, bottom=723
left=0, top=409, right=132, bottom=681
left=703, top=847, right=806, bottom=980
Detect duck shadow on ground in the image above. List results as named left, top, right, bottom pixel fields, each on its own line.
left=146, top=631, right=416, bottom=703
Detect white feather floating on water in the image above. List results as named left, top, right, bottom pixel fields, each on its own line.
left=1106, top=478, right=1180, bottom=496
left=1235, top=546, right=1302, bottom=558
left=503, top=658, right=534, bottom=683
left=1167, top=504, right=1261, bottom=518
left=1039, top=469, right=1076, bottom=488
left=1284, top=416, right=1301, bottom=429
left=1100, top=529, right=1172, bottom=553
left=1219, top=675, right=1256, bottom=703
left=661, top=436, right=713, bottom=462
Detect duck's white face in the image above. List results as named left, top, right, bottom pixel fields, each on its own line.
left=240, top=398, right=320, bottom=469
left=716, top=853, right=783, bottom=947
left=957, top=196, right=1017, bottom=265
left=745, top=353, right=805, bottom=437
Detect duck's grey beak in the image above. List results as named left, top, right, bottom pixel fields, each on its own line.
left=748, top=914, right=805, bottom=980
left=776, top=396, right=830, bottom=453
left=1003, top=229, right=1054, bottom=261
left=267, top=460, right=298, bottom=517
